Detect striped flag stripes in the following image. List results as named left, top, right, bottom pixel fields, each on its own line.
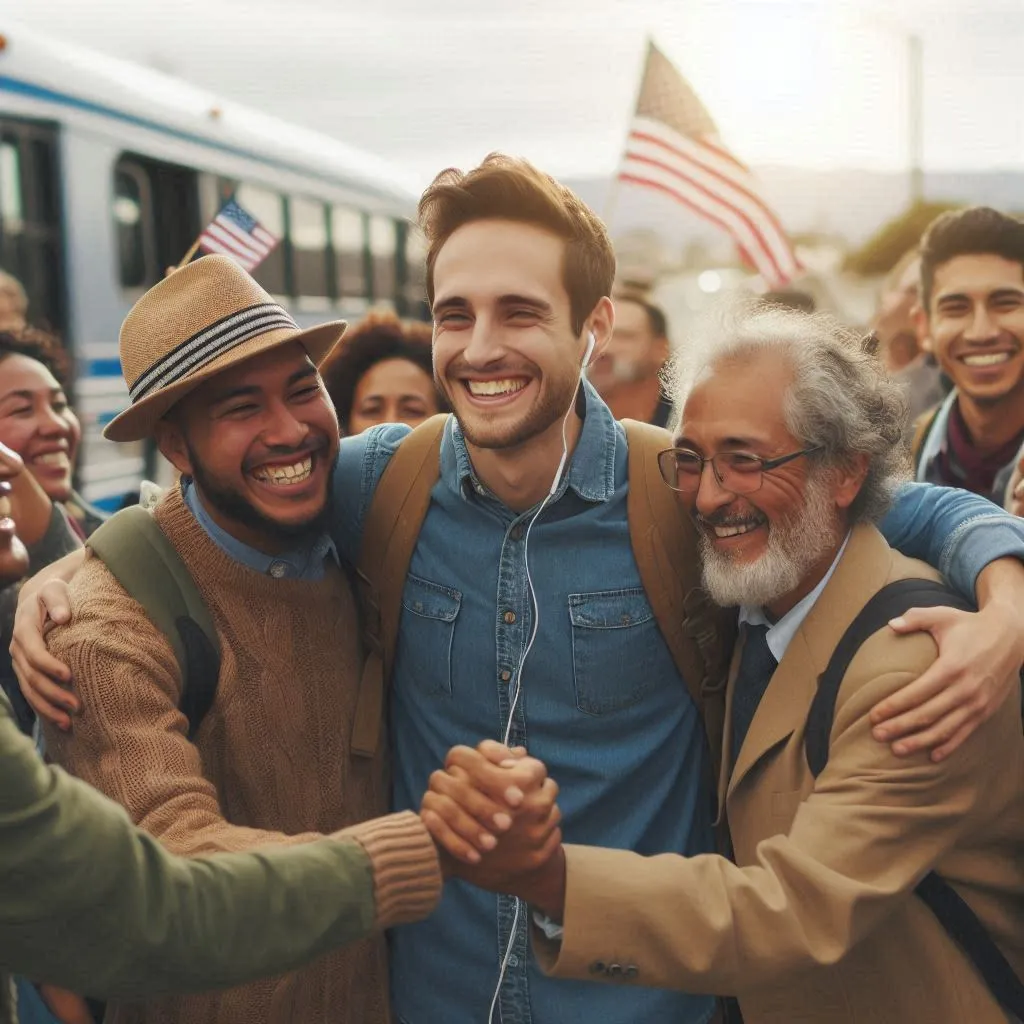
left=618, top=42, right=802, bottom=288
left=197, top=199, right=280, bottom=272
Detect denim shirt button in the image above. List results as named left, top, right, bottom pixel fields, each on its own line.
left=507, top=955, right=519, bottom=968
left=500, top=670, right=511, bottom=682
left=268, top=561, right=287, bottom=579
left=510, top=524, right=524, bottom=541
left=503, top=610, right=517, bottom=624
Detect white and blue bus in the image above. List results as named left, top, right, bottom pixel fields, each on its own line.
left=0, top=21, right=425, bottom=510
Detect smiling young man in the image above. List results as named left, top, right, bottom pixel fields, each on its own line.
left=425, top=303, right=1024, bottom=1024
left=321, top=156, right=1024, bottom=1024
left=36, top=256, right=442, bottom=1024
left=912, top=207, right=1024, bottom=502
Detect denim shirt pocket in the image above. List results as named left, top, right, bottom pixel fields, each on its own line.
left=569, top=587, right=662, bottom=714
left=399, top=573, right=462, bottom=697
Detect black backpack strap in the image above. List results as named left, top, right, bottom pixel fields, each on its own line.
left=807, top=579, right=1024, bottom=1019
left=175, top=618, right=220, bottom=741
left=86, top=505, right=220, bottom=740
left=806, top=578, right=973, bottom=777
left=916, top=872, right=1024, bottom=1019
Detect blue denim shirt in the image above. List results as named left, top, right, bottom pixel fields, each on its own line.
left=182, top=478, right=338, bottom=580
left=331, top=384, right=1024, bottom=1024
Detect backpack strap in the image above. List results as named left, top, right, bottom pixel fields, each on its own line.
left=85, top=505, right=221, bottom=740
left=348, top=416, right=734, bottom=761
left=622, top=421, right=733, bottom=737
left=351, top=415, right=448, bottom=758
left=915, top=872, right=1024, bottom=1019
left=806, top=579, right=1024, bottom=1020
left=910, top=404, right=941, bottom=477
left=806, top=578, right=972, bottom=777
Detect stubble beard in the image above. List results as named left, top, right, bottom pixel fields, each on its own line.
left=188, top=448, right=335, bottom=546
left=442, top=371, right=579, bottom=452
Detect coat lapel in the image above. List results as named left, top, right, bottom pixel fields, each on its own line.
left=725, top=524, right=897, bottom=802
left=726, top=630, right=818, bottom=801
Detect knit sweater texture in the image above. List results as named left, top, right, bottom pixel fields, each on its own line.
left=44, top=486, right=440, bottom=1023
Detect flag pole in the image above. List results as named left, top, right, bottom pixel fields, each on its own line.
left=907, top=32, right=924, bottom=205
left=176, top=238, right=203, bottom=270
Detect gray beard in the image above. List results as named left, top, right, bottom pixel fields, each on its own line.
left=699, top=474, right=841, bottom=609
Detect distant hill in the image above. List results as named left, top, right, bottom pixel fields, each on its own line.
left=564, top=167, right=1024, bottom=254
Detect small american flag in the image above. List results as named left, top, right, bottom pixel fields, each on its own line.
left=618, top=42, right=802, bottom=288
left=197, top=199, right=280, bottom=272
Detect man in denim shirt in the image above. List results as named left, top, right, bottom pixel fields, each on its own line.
left=329, top=156, right=1024, bottom=1024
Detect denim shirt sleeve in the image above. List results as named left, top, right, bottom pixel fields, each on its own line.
left=329, top=423, right=412, bottom=566
left=879, top=480, right=1024, bottom=599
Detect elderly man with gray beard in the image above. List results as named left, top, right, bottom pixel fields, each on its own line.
left=422, top=301, right=1024, bottom=1024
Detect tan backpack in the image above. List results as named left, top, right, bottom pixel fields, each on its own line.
left=349, top=415, right=733, bottom=767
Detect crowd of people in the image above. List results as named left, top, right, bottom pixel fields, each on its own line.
left=0, top=153, right=1023, bottom=1024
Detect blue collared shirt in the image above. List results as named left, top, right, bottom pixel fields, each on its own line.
left=182, top=478, right=339, bottom=580
left=739, top=532, right=852, bottom=663
left=330, top=384, right=1024, bottom=1024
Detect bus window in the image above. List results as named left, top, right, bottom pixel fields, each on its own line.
left=369, top=215, right=397, bottom=308
left=234, top=184, right=286, bottom=296
left=114, top=162, right=154, bottom=289
left=290, top=196, right=329, bottom=302
left=402, top=223, right=428, bottom=318
left=0, top=138, right=23, bottom=232
left=0, top=121, right=65, bottom=333
left=331, top=206, right=367, bottom=309
left=113, top=154, right=199, bottom=288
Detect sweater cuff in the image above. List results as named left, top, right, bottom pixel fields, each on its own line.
left=337, top=811, right=441, bottom=930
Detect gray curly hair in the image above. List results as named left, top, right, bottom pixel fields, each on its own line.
left=664, top=299, right=910, bottom=524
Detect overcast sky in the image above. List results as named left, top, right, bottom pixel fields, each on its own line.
left=9, top=0, right=1024, bottom=187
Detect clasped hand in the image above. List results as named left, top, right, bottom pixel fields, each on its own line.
left=421, top=740, right=563, bottom=901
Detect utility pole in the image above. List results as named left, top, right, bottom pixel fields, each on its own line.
left=908, top=32, right=924, bottom=205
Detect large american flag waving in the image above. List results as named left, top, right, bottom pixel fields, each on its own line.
left=618, top=42, right=802, bottom=288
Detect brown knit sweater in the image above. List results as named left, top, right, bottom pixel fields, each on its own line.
left=44, top=486, right=440, bottom=1024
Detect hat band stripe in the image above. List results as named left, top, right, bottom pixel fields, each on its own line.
left=130, top=310, right=297, bottom=400
left=130, top=302, right=296, bottom=399
left=130, top=304, right=297, bottom=402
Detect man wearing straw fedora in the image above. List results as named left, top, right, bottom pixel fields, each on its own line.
left=30, top=255, right=452, bottom=1024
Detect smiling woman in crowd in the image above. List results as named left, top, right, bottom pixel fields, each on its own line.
left=319, top=310, right=448, bottom=435
left=0, top=329, right=103, bottom=735
left=0, top=328, right=105, bottom=539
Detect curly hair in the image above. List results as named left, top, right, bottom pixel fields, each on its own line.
left=0, top=326, right=71, bottom=385
left=319, top=310, right=445, bottom=430
left=418, top=153, right=615, bottom=335
left=665, top=299, right=910, bottom=525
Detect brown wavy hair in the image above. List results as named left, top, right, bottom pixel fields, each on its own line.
left=418, top=153, right=616, bottom=335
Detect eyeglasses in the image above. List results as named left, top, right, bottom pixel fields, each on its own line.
left=657, top=446, right=822, bottom=494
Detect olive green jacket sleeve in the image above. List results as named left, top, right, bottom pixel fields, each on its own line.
left=0, top=693, right=381, bottom=998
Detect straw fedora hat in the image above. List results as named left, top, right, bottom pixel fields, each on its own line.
left=104, top=255, right=346, bottom=442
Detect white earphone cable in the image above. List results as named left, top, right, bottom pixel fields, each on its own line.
left=487, top=333, right=593, bottom=1023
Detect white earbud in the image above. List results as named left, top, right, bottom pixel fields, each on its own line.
left=582, top=330, right=596, bottom=369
